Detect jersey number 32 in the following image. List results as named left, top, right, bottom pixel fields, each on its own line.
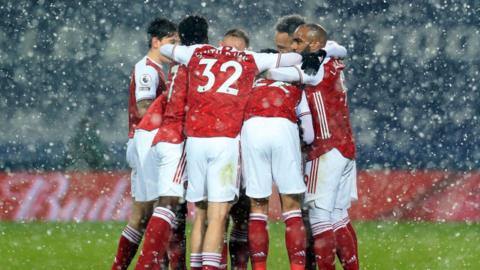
left=197, top=58, right=242, bottom=96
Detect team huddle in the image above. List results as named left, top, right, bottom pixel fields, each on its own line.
left=112, top=14, right=358, bottom=270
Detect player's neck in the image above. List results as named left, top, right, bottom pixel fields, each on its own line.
left=147, top=49, right=163, bottom=65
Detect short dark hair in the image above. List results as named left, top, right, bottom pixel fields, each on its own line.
left=178, top=15, right=209, bottom=46
left=223, top=28, right=250, bottom=47
left=275, top=14, right=306, bottom=36
left=259, top=48, right=278, bottom=54
left=147, top=17, right=177, bottom=48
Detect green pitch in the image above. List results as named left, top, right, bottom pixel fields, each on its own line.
left=0, top=221, right=478, bottom=270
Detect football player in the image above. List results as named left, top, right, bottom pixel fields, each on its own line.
left=159, top=23, right=304, bottom=269
left=111, top=17, right=177, bottom=270
left=267, top=23, right=358, bottom=270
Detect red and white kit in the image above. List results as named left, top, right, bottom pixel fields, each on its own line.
left=266, top=42, right=357, bottom=210
left=127, top=56, right=167, bottom=202
left=141, top=63, right=189, bottom=200
left=160, top=44, right=302, bottom=202
left=302, top=58, right=357, bottom=210
left=241, top=78, right=311, bottom=198
left=265, top=41, right=360, bottom=270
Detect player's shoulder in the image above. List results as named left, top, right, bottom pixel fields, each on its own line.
left=135, top=57, right=160, bottom=77
left=191, top=44, right=216, bottom=52
left=322, top=57, right=345, bottom=75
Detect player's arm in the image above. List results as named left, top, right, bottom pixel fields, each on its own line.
left=296, top=91, right=314, bottom=144
left=325, top=40, right=347, bottom=58
left=266, top=63, right=326, bottom=86
left=265, top=41, right=345, bottom=85
left=300, top=40, right=348, bottom=75
left=252, top=52, right=303, bottom=73
left=137, top=100, right=152, bottom=117
left=135, top=65, right=159, bottom=117
left=159, top=44, right=199, bottom=65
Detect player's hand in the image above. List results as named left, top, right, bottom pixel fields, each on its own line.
left=301, top=49, right=327, bottom=75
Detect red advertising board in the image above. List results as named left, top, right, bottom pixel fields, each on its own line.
left=0, top=171, right=478, bottom=221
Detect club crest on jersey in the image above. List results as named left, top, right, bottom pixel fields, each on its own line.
left=140, top=74, right=151, bottom=86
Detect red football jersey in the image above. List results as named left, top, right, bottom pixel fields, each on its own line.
left=128, top=56, right=166, bottom=138
left=184, top=46, right=259, bottom=138
left=304, top=58, right=356, bottom=160
left=152, top=64, right=188, bottom=145
left=244, top=78, right=302, bottom=123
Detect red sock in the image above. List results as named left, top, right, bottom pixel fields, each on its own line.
left=168, top=211, right=187, bottom=270
left=220, top=240, right=228, bottom=269
left=334, top=223, right=359, bottom=270
left=135, top=207, right=175, bottom=270
left=347, top=222, right=358, bottom=255
left=111, top=225, right=143, bottom=270
left=229, top=228, right=249, bottom=269
left=313, top=230, right=336, bottom=270
left=248, top=213, right=268, bottom=270
left=283, top=210, right=306, bottom=269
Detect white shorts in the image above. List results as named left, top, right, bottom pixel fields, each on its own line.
left=185, top=136, right=241, bottom=203
left=126, top=139, right=138, bottom=195
left=304, top=148, right=357, bottom=211
left=130, top=129, right=158, bottom=202
left=241, top=117, right=306, bottom=198
left=141, top=142, right=187, bottom=200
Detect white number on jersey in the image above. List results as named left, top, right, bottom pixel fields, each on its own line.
left=167, top=64, right=180, bottom=101
left=197, top=59, right=242, bottom=95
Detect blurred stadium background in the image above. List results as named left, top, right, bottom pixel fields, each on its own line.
left=0, top=0, right=479, bottom=269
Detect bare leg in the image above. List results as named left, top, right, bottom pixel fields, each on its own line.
left=191, top=201, right=208, bottom=254
left=202, top=202, right=232, bottom=253
left=128, top=200, right=155, bottom=232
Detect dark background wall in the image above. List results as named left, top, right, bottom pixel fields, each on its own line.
left=0, top=0, right=478, bottom=171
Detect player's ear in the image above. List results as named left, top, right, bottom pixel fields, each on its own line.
left=151, top=36, right=160, bottom=49
left=219, top=41, right=225, bottom=47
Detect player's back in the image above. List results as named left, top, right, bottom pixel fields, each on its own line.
left=304, top=58, right=356, bottom=160
left=244, top=78, right=302, bottom=123
left=185, top=45, right=259, bottom=138
left=128, top=56, right=166, bottom=138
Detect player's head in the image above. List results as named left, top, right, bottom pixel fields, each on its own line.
left=147, top=17, right=177, bottom=49
left=274, top=14, right=306, bottom=53
left=291, top=23, right=327, bottom=54
left=178, top=15, right=209, bottom=45
left=220, top=28, right=250, bottom=51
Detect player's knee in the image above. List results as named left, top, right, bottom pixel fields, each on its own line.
left=128, top=212, right=150, bottom=231
left=155, top=196, right=180, bottom=210
left=280, top=193, right=302, bottom=212
left=205, top=202, right=230, bottom=222
left=208, top=211, right=229, bottom=225
left=250, top=198, right=268, bottom=214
